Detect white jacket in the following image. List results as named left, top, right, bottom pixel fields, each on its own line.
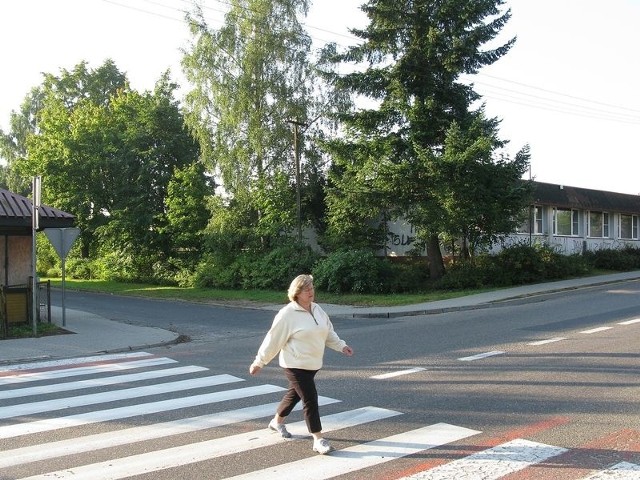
left=253, top=302, right=347, bottom=371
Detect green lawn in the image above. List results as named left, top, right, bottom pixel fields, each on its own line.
left=45, top=278, right=494, bottom=307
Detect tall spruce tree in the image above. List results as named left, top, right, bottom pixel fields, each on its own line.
left=321, top=0, right=530, bottom=279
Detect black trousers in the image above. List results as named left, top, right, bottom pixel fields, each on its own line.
left=277, top=368, right=321, bottom=434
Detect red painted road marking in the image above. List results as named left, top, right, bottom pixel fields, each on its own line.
left=382, top=416, right=571, bottom=480
left=501, top=429, right=640, bottom=480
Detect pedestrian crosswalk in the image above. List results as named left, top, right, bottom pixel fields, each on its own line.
left=1, top=352, right=638, bottom=480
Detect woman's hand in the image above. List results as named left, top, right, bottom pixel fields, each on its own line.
left=342, top=345, right=354, bottom=356
left=249, top=363, right=262, bottom=375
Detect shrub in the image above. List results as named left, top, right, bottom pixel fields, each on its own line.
left=247, top=243, right=321, bottom=291
left=384, top=259, right=430, bottom=293
left=312, top=249, right=392, bottom=294
left=435, top=256, right=497, bottom=290
left=586, top=246, right=640, bottom=271
left=65, top=258, right=95, bottom=280
left=193, top=254, right=242, bottom=289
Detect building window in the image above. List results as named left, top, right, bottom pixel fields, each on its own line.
left=620, top=214, right=639, bottom=239
left=554, top=208, right=579, bottom=236
left=517, top=206, right=543, bottom=234
left=588, top=211, right=609, bottom=238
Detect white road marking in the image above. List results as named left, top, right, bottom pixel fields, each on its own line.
left=371, top=367, right=426, bottom=379
left=0, top=374, right=243, bottom=419
left=0, top=357, right=178, bottom=384
left=581, top=461, right=640, bottom=479
left=398, top=438, right=568, bottom=479
left=0, top=365, right=209, bottom=399
left=0, top=384, right=285, bottom=439
left=580, top=327, right=613, bottom=334
left=0, top=352, right=154, bottom=374
left=0, top=396, right=340, bottom=468
left=458, top=351, right=505, bottom=361
left=618, top=318, right=640, bottom=325
left=17, top=407, right=403, bottom=480
left=527, top=337, right=566, bottom=346
left=225, top=423, right=480, bottom=480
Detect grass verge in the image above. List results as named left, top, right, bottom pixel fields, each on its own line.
left=44, top=278, right=496, bottom=307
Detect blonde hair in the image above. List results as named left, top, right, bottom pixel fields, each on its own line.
left=288, top=274, right=314, bottom=302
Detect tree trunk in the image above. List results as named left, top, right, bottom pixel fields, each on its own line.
left=427, top=234, right=445, bottom=280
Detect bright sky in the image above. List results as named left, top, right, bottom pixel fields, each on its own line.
left=1, top=0, right=639, bottom=195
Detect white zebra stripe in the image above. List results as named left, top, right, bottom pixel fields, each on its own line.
left=0, top=384, right=284, bottom=439
left=397, top=438, right=567, bottom=479
left=0, top=352, right=154, bottom=374
left=226, top=423, right=480, bottom=480
left=0, top=357, right=178, bottom=385
left=581, top=461, right=640, bottom=479
left=0, top=396, right=340, bottom=468
left=17, top=406, right=403, bottom=480
left=0, top=365, right=209, bottom=399
left=0, top=374, right=243, bottom=419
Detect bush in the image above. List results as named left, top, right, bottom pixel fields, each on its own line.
left=384, top=259, right=431, bottom=293
left=65, top=258, right=95, bottom=280
left=436, top=243, right=593, bottom=290
left=193, top=254, right=242, bottom=289
left=435, top=256, right=497, bottom=290
left=247, top=243, right=321, bottom=291
left=586, top=247, right=640, bottom=271
left=192, top=243, right=320, bottom=290
left=312, top=250, right=392, bottom=294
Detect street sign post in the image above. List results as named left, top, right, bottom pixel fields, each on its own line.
left=44, top=227, right=81, bottom=327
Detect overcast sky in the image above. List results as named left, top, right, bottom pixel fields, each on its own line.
left=1, top=0, right=638, bottom=195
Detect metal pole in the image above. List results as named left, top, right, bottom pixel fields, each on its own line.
left=31, top=176, right=41, bottom=335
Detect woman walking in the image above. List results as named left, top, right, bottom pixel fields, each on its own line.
left=249, top=274, right=354, bottom=454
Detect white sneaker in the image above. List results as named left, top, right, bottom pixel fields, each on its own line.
left=268, top=419, right=292, bottom=439
left=313, top=438, right=333, bottom=454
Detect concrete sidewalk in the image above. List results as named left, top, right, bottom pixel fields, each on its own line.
left=1, top=271, right=639, bottom=365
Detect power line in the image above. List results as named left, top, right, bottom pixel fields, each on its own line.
left=470, top=74, right=640, bottom=125
left=479, top=73, right=640, bottom=114
left=99, top=0, right=639, bottom=125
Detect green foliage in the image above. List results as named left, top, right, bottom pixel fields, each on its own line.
left=13, top=62, right=202, bottom=274
left=163, top=162, right=211, bottom=259
left=193, top=243, right=319, bottom=291
left=384, top=259, right=431, bottom=293
left=183, top=0, right=341, bottom=260
left=585, top=246, right=640, bottom=271
left=247, top=243, right=320, bottom=290
left=434, top=257, right=497, bottom=290
left=193, top=254, right=236, bottom=289
left=65, top=258, right=95, bottom=280
left=320, top=0, right=522, bottom=279
left=436, top=243, right=592, bottom=290
left=312, top=249, right=392, bottom=294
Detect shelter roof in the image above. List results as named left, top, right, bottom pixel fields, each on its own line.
left=0, top=188, right=75, bottom=235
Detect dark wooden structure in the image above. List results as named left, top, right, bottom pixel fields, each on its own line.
left=0, top=188, right=75, bottom=333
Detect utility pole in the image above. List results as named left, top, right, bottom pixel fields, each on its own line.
left=287, top=119, right=307, bottom=242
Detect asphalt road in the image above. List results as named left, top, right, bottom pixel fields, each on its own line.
left=16, top=280, right=637, bottom=479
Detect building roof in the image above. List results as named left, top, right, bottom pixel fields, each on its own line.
left=532, top=182, right=640, bottom=215
left=0, top=188, right=75, bottom=234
